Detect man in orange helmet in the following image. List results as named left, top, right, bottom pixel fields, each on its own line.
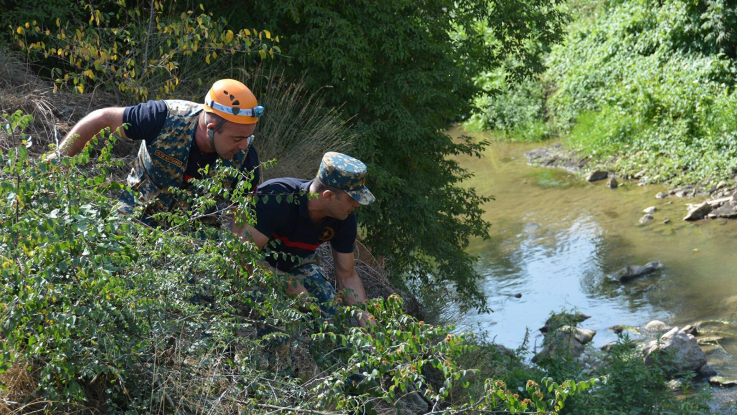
left=55, top=79, right=263, bottom=226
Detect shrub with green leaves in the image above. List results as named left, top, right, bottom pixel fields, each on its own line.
left=467, top=68, right=551, bottom=142
left=11, top=0, right=278, bottom=101
left=547, top=0, right=737, bottom=185
left=537, top=334, right=710, bottom=414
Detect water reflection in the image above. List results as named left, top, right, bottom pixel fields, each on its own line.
left=450, top=126, right=737, bottom=374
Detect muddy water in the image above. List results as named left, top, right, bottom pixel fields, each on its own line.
left=451, top=127, right=737, bottom=387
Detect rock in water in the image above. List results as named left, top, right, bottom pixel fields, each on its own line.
left=711, top=200, right=737, bottom=218
left=639, top=214, right=654, bottom=224
left=700, top=364, right=717, bottom=377
left=709, top=376, right=737, bottom=387
left=656, top=191, right=668, bottom=199
left=696, top=336, right=724, bottom=345
left=532, top=329, right=586, bottom=363
left=643, top=206, right=657, bottom=214
left=644, top=320, right=671, bottom=331
left=643, top=327, right=707, bottom=376
left=681, top=324, right=698, bottom=336
left=586, top=170, right=608, bottom=182
left=557, top=325, right=596, bottom=344
left=608, top=261, right=664, bottom=283
left=683, top=202, right=711, bottom=221
left=540, top=312, right=591, bottom=333
left=607, top=177, right=618, bottom=189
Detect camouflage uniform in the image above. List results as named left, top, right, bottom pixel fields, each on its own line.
left=255, top=153, right=374, bottom=366
left=119, top=100, right=256, bottom=225
left=290, top=255, right=338, bottom=315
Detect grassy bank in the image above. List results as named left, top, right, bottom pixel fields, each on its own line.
left=472, top=0, right=737, bottom=188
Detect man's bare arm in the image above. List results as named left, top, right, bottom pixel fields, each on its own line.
left=58, top=107, right=127, bottom=156
left=333, top=248, right=372, bottom=327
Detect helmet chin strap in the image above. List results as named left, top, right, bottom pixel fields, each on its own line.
left=208, top=128, right=217, bottom=155
left=205, top=114, right=227, bottom=155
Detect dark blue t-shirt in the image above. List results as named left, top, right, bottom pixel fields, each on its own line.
left=254, top=178, right=357, bottom=272
left=123, top=100, right=260, bottom=184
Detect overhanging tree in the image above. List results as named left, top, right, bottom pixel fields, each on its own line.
left=222, top=0, right=566, bottom=311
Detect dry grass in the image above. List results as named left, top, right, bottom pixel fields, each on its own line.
left=0, top=356, right=40, bottom=413
left=240, top=68, right=357, bottom=182
left=0, top=48, right=135, bottom=159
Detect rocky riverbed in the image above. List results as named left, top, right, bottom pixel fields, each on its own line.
left=525, top=144, right=737, bottom=224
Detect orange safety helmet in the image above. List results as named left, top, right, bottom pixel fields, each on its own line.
left=203, top=79, right=263, bottom=124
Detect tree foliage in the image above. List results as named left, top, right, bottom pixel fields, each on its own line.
left=221, top=0, right=568, bottom=311
left=11, top=0, right=278, bottom=101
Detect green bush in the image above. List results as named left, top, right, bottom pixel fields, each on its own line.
left=466, top=69, right=551, bottom=142
left=11, top=0, right=278, bottom=101
left=538, top=335, right=710, bottom=414
left=546, top=0, right=737, bottom=185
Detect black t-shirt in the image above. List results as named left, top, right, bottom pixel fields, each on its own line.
left=123, top=100, right=260, bottom=184
left=254, top=178, right=357, bottom=272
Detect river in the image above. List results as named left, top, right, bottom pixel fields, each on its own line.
left=451, top=127, right=737, bottom=393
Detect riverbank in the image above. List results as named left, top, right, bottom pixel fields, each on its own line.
left=453, top=125, right=737, bottom=412
left=525, top=143, right=737, bottom=223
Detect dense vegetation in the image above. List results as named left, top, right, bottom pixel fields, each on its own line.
left=4, top=0, right=569, bottom=311
left=0, top=115, right=710, bottom=412
left=0, top=0, right=718, bottom=412
left=547, top=0, right=737, bottom=186
left=0, top=110, right=603, bottom=413
left=474, top=0, right=737, bottom=187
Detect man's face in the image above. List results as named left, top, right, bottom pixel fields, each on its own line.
left=327, top=190, right=361, bottom=220
left=213, top=122, right=257, bottom=159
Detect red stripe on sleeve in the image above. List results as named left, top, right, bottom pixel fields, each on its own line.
left=272, top=234, right=320, bottom=251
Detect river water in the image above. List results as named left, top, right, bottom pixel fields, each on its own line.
left=451, top=127, right=737, bottom=391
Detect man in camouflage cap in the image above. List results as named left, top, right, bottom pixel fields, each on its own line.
left=233, top=152, right=375, bottom=327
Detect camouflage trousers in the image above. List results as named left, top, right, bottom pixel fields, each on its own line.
left=116, top=190, right=161, bottom=228
left=289, top=255, right=338, bottom=316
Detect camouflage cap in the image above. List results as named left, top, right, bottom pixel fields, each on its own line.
left=318, top=152, right=375, bottom=205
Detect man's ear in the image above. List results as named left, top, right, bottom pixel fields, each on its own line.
left=321, top=189, right=337, bottom=202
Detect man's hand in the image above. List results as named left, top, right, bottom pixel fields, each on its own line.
left=333, top=249, right=375, bottom=328
left=356, top=309, right=375, bottom=329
